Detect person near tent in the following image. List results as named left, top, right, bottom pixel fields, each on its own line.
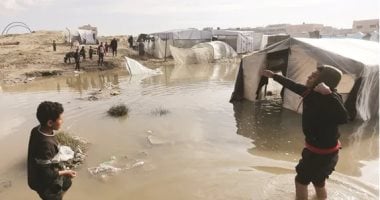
left=138, top=40, right=145, bottom=56
left=104, top=42, right=109, bottom=56
left=79, top=46, right=86, bottom=60
left=27, top=101, right=77, bottom=200
left=74, top=48, right=80, bottom=71
left=97, top=42, right=105, bottom=66
left=52, top=40, right=57, bottom=51
left=128, top=36, right=133, bottom=48
left=110, top=38, right=118, bottom=56
left=261, top=65, right=348, bottom=200
left=89, top=46, right=93, bottom=60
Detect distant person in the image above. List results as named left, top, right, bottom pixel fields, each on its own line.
left=74, top=48, right=80, bottom=71
left=27, top=101, right=77, bottom=200
left=261, top=65, right=348, bottom=200
left=79, top=46, right=86, bottom=60
left=138, top=40, right=145, bottom=56
left=104, top=42, right=109, bottom=56
left=128, top=36, right=133, bottom=48
left=98, top=42, right=105, bottom=66
left=89, top=46, right=94, bottom=60
left=52, top=40, right=57, bottom=51
left=110, top=38, right=118, bottom=56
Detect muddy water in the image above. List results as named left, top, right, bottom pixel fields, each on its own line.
left=0, top=63, right=378, bottom=200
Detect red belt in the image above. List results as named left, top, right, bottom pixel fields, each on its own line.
left=305, top=141, right=341, bottom=154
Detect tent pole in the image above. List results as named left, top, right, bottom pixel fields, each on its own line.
left=164, top=33, right=168, bottom=62
left=264, top=84, right=267, bottom=98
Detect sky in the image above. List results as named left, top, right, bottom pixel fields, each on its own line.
left=0, top=0, right=379, bottom=35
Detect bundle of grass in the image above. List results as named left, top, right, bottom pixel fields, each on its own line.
left=56, top=131, right=89, bottom=169
left=108, top=103, right=129, bottom=117
left=151, top=107, right=170, bottom=116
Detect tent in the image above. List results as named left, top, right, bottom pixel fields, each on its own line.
left=212, top=30, right=262, bottom=53
left=230, top=37, right=379, bottom=121
left=144, top=29, right=212, bottom=59
left=64, top=27, right=97, bottom=44
left=170, top=41, right=237, bottom=64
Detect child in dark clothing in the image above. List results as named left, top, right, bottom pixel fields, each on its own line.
left=261, top=65, right=348, bottom=200
left=89, top=46, right=93, bottom=60
left=27, top=101, right=77, bottom=200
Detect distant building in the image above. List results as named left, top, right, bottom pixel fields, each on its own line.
left=286, top=23, right=324, bottom=37
left=352, top=19, right=379, bottom=33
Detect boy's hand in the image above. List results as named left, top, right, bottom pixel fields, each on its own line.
left=314, top=82, right=332, bottom=95
left=261, top=70, right=274, bottom=78
left=60, top=169, right=77, bottom=178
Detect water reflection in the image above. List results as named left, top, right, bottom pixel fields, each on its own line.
left=1, top=70, right=126, bottom=93
left=233, top=98, right=379, bottom=184
left=141, top=63, right=239, bottom=86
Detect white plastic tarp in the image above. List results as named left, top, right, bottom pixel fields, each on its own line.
left=145, top=29, right=212, bottom=58
left=125, top=57, right=158, bottom=75
left=152, top=29, right=212, bottom=40
left=77, top=29, right=96, bottom=44
left=212, top=30, right=261, bottom=53
left=170, top=41, right=237, bottom=64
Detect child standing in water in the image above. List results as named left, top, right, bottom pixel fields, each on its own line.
left=261, top=65, right=348, bottom=200
left=27, top=101, right=77, bottom=200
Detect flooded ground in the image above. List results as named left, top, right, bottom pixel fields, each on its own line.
left=0, top=63, right=378, bottom=200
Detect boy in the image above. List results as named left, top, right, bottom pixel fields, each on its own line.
left=261, top=65, right=348, bottom=200
left=27, top=101, right=77, bottom=200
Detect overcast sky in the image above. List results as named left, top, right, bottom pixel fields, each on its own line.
left=0, top=0, right=379, bottom=35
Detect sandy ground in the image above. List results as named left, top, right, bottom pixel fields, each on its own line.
left=0, top=31, right=174, bottom=85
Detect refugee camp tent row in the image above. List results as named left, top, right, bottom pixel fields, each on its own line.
left=170, top=41, right=237, bottom=64
left=212, top=30, right=263, bottom=53
left=230, top=37, right=379, bottom=121
left=144, top=29, right=213, bottom=59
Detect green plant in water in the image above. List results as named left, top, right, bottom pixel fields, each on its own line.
left=108, top=103, right=129, bottom=117
left=56, top=131, right=87, bottom=152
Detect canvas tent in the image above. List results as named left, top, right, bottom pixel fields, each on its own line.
left=212, top=30, right=262, bottom=53
left=65, top=26, right=97, bottom=44
left=230, top=37, right=379, bottom=121
left=144, top=29, right=212, bottom=59
left=170, top=41, right=237, bottom=64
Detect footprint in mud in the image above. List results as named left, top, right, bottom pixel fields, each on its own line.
left=258, top=173, right=378, bottom=200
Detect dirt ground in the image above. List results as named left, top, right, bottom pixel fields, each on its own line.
left=0, top=31, right=174, bottom=85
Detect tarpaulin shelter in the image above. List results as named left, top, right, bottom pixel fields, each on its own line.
left=144, top=29, right=212, bottom=59
left=170, top=41, right=237, bottom=64
left=230, top=37, right=379, bottom=121
left=212, top=30, right=262, bottom=53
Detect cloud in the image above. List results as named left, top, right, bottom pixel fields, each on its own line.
left=0, top=0, right=54, bottom=13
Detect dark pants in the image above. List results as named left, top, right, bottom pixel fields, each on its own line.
left=37, top=176, right=72, bottom=200
left=112, top=48, right=117, bottom=56
left=98, top=53, right=104, bottom=66
left=75, top=61, right=80, bottom=71
left=295, top=148, right=338, bottom=187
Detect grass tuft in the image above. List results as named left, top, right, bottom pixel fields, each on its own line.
left=108, top=103, right=129, bottom=117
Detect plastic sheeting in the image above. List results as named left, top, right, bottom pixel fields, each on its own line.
left=212, top=30, right=262, bottom=53
left=170, top=41, right=237, bottom=64
left=152, top=29, right=212, bottom=40
left=77, top=29, right=96, bottom=44
left=231, top=37, right=379, bottom=121
left=145, top=29, right=212, bottom=59
left=125, top=57, right=159, bottom=75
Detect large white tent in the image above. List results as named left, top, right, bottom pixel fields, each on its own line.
left=144, top=29, right=212, bottom=59
left=170, top=41, right=237, bottom=64
left=212, top=30, right=262, bottom=53
left=230, top=37, right=379, bottom=121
